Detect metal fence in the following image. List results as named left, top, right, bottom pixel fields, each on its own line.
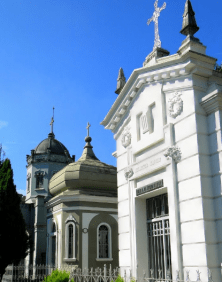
left=0, top=264, right=216, bottom=282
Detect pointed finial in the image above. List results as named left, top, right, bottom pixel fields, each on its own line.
left=180, top=0, right=199, bottom=37
left=50, top=107, right=55, bottom=134
left=115, top=68, right=126, bottom=95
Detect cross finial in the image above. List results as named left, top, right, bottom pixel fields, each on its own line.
left=50, top=107, right=55, bottom=133
left=86, top=122, right=91, bottom=137
left=147, top=0, right=166, bottom=50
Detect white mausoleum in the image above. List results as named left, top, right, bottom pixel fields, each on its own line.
left=101, top=0, right=222, bottom=281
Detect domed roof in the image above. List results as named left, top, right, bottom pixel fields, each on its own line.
left=34, top=133, right=70, bottom=157
left=49, top=135, right=117, bottom=196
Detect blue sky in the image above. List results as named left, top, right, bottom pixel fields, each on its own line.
left=0, top=0, right=221, bottom=196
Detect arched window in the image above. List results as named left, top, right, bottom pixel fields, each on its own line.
left=51, top=221, right=57, bottom=266
left=68, top=224, right=73, bottom=258
left=65, top=215, right=76, bottom=261
left=97, top=223, right=112, bottom=260
left=47, top=219, right=57, bottom=267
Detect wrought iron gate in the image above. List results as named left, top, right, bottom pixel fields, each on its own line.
left=146, top=194, right=172, bottom=279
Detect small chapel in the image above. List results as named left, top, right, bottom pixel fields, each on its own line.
left=24, top=117, right=119, bottom=270
left=101, top=0, right=222, bottom=281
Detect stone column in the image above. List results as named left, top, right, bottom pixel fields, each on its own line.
left=33, top=195, right=47, bottom=270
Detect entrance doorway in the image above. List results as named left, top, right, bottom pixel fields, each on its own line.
left=146, top=194, right=172, bottom=279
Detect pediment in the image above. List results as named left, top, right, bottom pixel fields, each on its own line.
left=101, top=61, right=194, bottom=133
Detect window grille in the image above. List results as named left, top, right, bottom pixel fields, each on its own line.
left=68, top=224, right=73, bottom=258
left=99, top=225, right=109, bottom=258
left=146, top=194, right=172, bottom=279
left=36, top=175, right=44, bottom=188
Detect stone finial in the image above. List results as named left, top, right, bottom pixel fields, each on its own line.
left=115, top=68, right=126, bottom=95
left=50, top=107, right=55, bottom=134
left=180, top=0, right=199, bottom=37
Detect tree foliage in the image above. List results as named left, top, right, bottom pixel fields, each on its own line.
left=43, top=269, right=74, bottom=282
left=0, top=157, right=32, bottom=281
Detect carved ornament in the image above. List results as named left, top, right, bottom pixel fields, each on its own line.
left=35, top=170, right=47, bottom=177
left=65, top=214, right=77, bottom=223
left=27, top=173, right=31, bottom=179
left=164, top=146, right=182, bottom=163
left=121, top=127, right=131, bottom=148
left=168, top=92, right=183, bottom=118
left=82, top=228, right=88, bottom=234
left=124, top=167, right=134, bottom=180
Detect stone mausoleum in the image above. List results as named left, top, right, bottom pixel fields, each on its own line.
left=24, top=117, right=119, bottom=270
left=101, top=0, right=222, bottom=281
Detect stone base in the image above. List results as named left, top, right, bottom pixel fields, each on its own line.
left=178, top=35, right=206, bottom=55
left=143, top=47, right=170, bottom=67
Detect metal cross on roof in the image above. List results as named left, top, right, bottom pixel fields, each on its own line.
left=50, top=107, right=55, bottom=133
left=147, top=0, right=166, bottom=50
left=86, top=122, right=91, bottom=137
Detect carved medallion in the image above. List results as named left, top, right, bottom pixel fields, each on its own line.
left=124, top=167, right=134, bottom=180
left=168, top=92, right=183, bottom=118
left=164, top=146, right=182, bottom=163
left=121, top=127, right=131, bottom=148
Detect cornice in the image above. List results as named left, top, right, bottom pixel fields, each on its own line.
left=200, top=83, right=222, bottom=115
left=45, top=194, right=118, bottom=208
left=101, top=50, right=216, bottom=133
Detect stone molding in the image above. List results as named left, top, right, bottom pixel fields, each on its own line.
left=143, top=47, right=170, bottom=67
left=124, top=167, right=134, bottom=180
left=200, top=83, right=222, bottom=114
left=121, top=126, right=131, bottom=148
left=45, top=194, right=117, bottom=209
left=168, top=92, right=183, bottom=118
left=26, top=153, right=73, bottom=166
left=114, top=116, right=131, bottom=140
left=27, top=173, right=31, bottom=179
left=65, top=214, right=77, bottom=223
left=164, top=146, right=182, bottom=163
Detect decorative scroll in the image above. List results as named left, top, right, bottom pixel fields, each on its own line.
left=164, top=146, right=182, bottom=163
left=168, top=92, right=183, bottom=118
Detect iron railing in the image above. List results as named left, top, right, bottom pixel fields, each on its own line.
left=0, top=264, right=216, bottom=282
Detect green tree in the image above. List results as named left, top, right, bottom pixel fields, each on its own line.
left=0, top=157, right=32, bottom=281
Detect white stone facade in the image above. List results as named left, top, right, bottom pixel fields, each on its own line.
left=102, top=38, right=222, bottom=281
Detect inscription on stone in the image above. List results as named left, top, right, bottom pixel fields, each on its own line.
left=135, top=157, right=161, bottom=173
left=136, top=179, right=164, bottom=196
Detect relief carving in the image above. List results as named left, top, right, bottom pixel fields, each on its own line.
left=121, top=126, right=131, bottom=148
left=168, top=92, right=183, bottom=118
left=141, top=112, right=149, bottom=134
left=164, top=146, right=182, bottom=163
left=124, top=167, right=134, bottom=180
